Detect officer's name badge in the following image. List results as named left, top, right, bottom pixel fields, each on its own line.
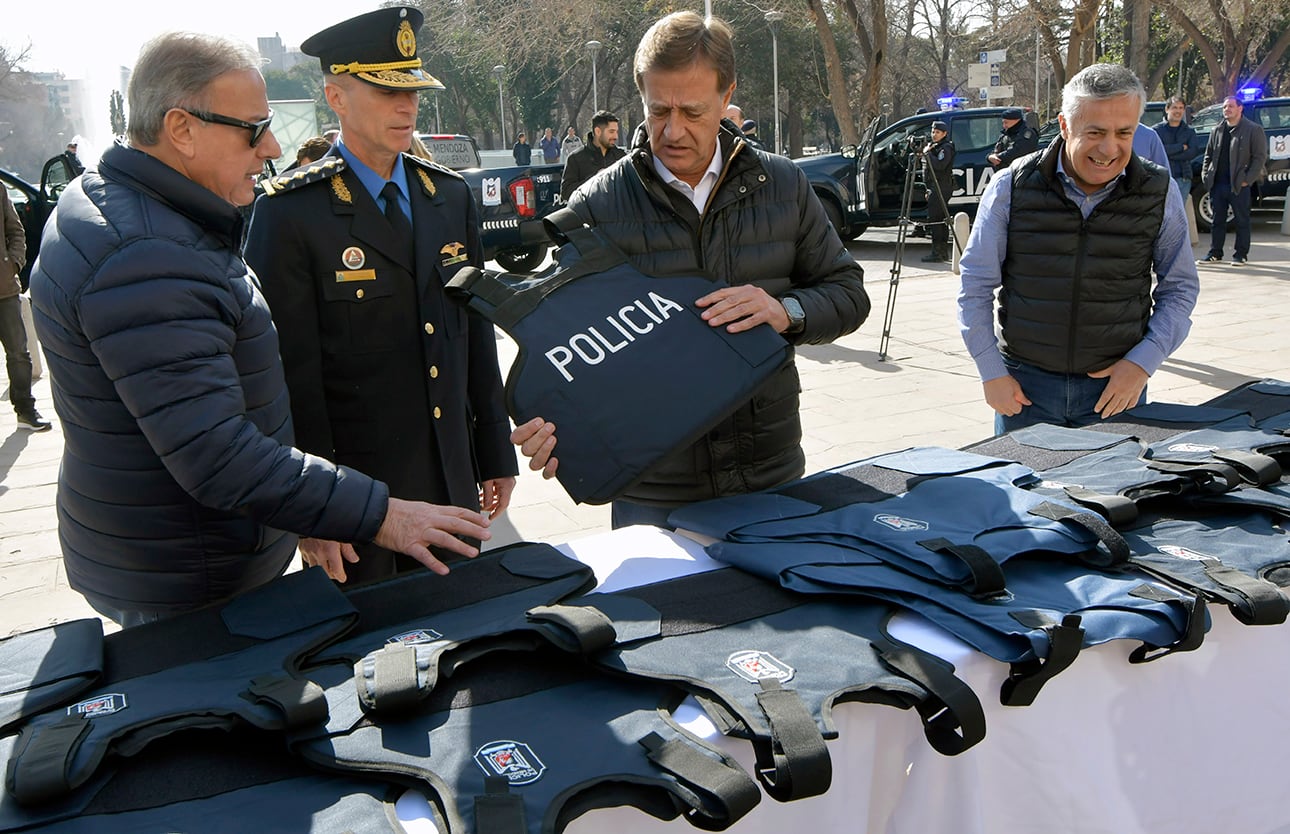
left=440, top=241, right=468, bottom=266
left=335, top=269, right=377, bottom=282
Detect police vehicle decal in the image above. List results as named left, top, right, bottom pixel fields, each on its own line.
left=386, top=628, right=444, bottom=645
left=727, top=650, right=796, bottom=684
left=474, top=740, right=546, bottom=785
left=874, top=514, right=930, bottom=532
left=67, top=693, right=128, bottom=717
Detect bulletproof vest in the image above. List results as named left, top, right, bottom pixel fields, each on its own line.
left=1145, top=414, right=1288, bottom=487
left=2, top=568, right=355, bottom=806
left=1200, top=378, right=1290, bottom=423
left=526, top=567, right=985, bottom=802
left=298, top=541, right=596, bottom=713
left=1120, top=510, right=1290, bottom=625
left=707, top=538, right=1206, bottom=707
left=445, top=208, right=791, bottom=504
left=292, top=646, right=761, bottom=834
left=669, top=446, right=1130, bottom=597
left=0, top=725, right=406, bottom=834
left=0, top=620, right=102, bottom=736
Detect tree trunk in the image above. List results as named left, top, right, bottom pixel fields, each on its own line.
left=1125, top=0, right=1153, bottom=83
left=805, top=0, right=860, bottom=144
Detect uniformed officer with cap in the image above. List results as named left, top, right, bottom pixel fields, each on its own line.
left=921, top=120, right=955, bottom=262
left=245, top=6, right=518, bottom=584
left=987, top=107, right=1038, bottom=170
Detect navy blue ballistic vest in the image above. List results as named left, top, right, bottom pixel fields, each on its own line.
left=526, top=567, right=985, bottom=802
left=292, top=647, right=761, bottom=834
left=669, top=447, right=1129, bottom=597
left=445, top=211, right=791, bottom=505
left=708, top=539, right=1206, bottom=707
left=0, top=725, right=407, bottom=833
left=0, top=620, right=102, bottom=736
left=1145, top=414, right=1289, bottom=487
left=1119, top=510, right=1290, bottom=625
left=3, top=568, right=355, bottom=806
left=1201, top=378, right=1290, bottom=423
left=297, top=542, right=596, bottom=713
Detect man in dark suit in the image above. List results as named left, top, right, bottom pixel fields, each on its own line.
left=245, top=6, right=517, bottom=584
left=1198, top=95, right=1268, bottom=265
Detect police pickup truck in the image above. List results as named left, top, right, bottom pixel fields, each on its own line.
left=797, top=107, right=1051, bottom=239
left=420, top=134, right=561, bottom=272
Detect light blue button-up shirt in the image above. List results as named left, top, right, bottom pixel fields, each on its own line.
left=335, top=139, right=412, bottom=224
left=958, top=150, right=1199, bottom=383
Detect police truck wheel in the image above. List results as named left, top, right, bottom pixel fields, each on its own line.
left=495, top=245, right=547, bottom=273
left=1195, top=190, right=1232, bottom=233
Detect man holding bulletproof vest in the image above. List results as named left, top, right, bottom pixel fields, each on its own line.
left=514, top=11, right=869, bottom=529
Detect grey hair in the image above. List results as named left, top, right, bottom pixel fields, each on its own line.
left=1060, top=63, right=1146, bottom=123
left=127, top=32, right=264, bottom=146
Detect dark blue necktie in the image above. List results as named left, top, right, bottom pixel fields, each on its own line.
left=381, top=181, right=411, bottom=238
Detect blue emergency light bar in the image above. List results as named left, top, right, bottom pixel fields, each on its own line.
left=1237, top=86, right=1262, bottom=103
left=937, top=96, right=968, bottom=111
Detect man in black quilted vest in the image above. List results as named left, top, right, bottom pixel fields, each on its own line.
left=957, top=63, right=1199, bottom=435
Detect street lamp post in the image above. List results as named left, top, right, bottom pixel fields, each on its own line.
left=764, top=11, right=784, bottom=154
left=492, top=64, right=507, bottom=149
left=586, top=40, right=602, bottom=113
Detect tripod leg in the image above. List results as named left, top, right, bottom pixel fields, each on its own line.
left=879, top=151, right=921, bottom=361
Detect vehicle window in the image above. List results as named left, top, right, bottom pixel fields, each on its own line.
left=1190, top=105, right=1224, bottom=133
left=874, top=122, right=925, bottom=154
left=3, top=182, right=27, bottom=209
left=1255, top=104, right=1290, bottom=129
left=952, top=116, right=997, bottom=152
left=418, top=135, right=482, bottom=170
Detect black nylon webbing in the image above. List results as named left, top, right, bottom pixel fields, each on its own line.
left=245, top=674, right=328, bottom=728
left=474, top=776, right=527, bottom=834
left=999, top=614, right=1085, bottom=707
left=8, top=714, right=91, bottom=805
left=1128, top=592, right=1207, bottom=663
left=637, top=732, right=761, bottom=830
left=525, top=604, right=618, bottom=653
left=1204, top=564, right=1290, bottom=625
left=1060, top=486, right=1140, bottom=528
left=871, top=640, right=986, bottom=756
left=917, top=538, right=1007, bottom=597
left=750, top=678, right=831, bottom=801
left=1211, top=449, right=1283, bottom=486
left=1028, top=501, right=1130, bottom=566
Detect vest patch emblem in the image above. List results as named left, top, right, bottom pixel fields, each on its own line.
left=1039, top=479, right=1081, bottom=490
left=387, top=628, right=443, bottom=645
left=544, top=292, right=686, bottom=383
left=874, top=513, right=929, bottom=532
left=1167, top=442, right=1218, bottom=453
left=67, top=693, right=127, bottom=718
left=1159, top=544, right=1214, bottom=562
left=475, top=740, right=545, bottom=785
left=727, top=650, right=795, bottom=684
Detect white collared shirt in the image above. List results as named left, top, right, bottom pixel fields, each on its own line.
left=651, top=143, right=724, bottom=214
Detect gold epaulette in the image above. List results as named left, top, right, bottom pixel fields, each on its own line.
left=261, top=156, right=348, bottom=197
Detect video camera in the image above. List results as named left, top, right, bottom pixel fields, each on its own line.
left=905, top=134, right=929, bottom=155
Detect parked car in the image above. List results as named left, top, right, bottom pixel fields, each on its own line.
left=1, top=155, right=76, bottom=288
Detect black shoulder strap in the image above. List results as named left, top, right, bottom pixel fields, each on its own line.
left=870, top=633, right=987, bottom=755
left=917, top=538, right=1008, bottom=597
left=7, top=714, right=92, bottom=805
left=749, top=678, right=832, bottom=801
left=636, top=731, right=761, bottom=831
left=474, top=775, right=527, bottom=834
left=1059, top=486, right=1141, bottom=528
left=999, top=613, right=1085, bottom=707
left=245, top=674, right=328, bottom=728
left=1204, top=564, right=1290, bottom=625
left=1028, top=501, right=1131, bottom=567
left=1127, top=591, right=1207, bottom=663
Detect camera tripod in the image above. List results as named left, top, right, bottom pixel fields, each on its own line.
left=876, top=142, right=966, bottom=362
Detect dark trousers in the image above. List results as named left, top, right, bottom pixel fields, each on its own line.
left=0, top=295, right=35, bottom=412
left=926, top=190, right=950, bottom=256
left=1207, top=181, right=1253, bottom=259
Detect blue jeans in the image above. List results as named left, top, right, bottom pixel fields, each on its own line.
left=0, top=295, right=34, bottom=412
left=1173, top=177, right=1192, bottom=200
left=1207, top=181, right=1252, bottom=259
left=610, top=499, right=678, bottom=530
left=994, top=357, right=1146, bottom=435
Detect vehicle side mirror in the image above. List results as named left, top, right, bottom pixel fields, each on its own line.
left=841, top=144, right=857, bottom=159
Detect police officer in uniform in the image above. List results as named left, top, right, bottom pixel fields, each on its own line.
left=987, top=107, right=1038, bottom=170
left=921, top=120, right=956, bottom=263
left=245, top=7, right=518, bottom=585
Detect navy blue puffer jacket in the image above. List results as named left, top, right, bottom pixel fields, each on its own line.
left=30, top=143, right=388, bottom=614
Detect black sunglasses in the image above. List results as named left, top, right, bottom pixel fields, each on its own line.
left=182, top=108, right=275, bottom=147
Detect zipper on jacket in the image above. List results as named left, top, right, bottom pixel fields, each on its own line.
left=1067, top=220, right=1089, bottom=372
left=694, top=140, right=745, bottom=271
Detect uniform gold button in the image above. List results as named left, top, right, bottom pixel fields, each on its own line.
left=356, top=288, right=364, bottom=299
left=433, top=407, right=442, bottom=419
left=429, top=365, right=439, bottom=378
left=424, top=322, right=435, bottom=335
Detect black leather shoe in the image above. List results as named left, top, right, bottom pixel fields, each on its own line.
left=1230, top=256, right=1248, bottom=264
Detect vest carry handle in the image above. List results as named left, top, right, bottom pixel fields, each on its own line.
left=999, top=614, right=1085, bottom=707
left=355, top=642, right=438, bottom=715
left=870, top=636, right=987, bottom=756
left=525, top=604, right=619, bottom=654
left=917, top=538, right=1007, bottom=598
left=1203, top=564, right=1290, bottom=626
left=1144, top=458, right=1242, bottom=494
left=1058, top=486, right=1140, bottom=528
left=636, top=731, right=761, bottom=830
left=747, top=678, right=832, bottom=802
left=1209, top=448, right=1283, bottom=486
left=1027, top=501, right=1130, bottom=567
left=1127, top=591, right=1207, bottom=663
left=474, top=775, right=527, bottom=834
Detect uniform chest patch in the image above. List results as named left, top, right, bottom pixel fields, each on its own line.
left=386, top=628, right=443, bottom=645
left=474, top=740, right=546, bottom=785
left=68, top=693, right=128, bottom=718
left=727, top=650, right=795, bottom=684
left=342, top=246, right=366, bottom=269
left=874, top=513, right=929, bottom=532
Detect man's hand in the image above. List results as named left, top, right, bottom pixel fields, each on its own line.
left=299, top=537, right=360, bottom=583
left=480, top=476, right=517, bottom=518
left=511, top=417, right=559, bottom=478
left=1088, top=359, right=1148, bottom=419
left=988, top=153, right=1002, bottom=166
left=373, top=498, right=491, bottom=575
left=696, top=285, right=789, bottom=334
left=983, top=375, right=1031, bottom=417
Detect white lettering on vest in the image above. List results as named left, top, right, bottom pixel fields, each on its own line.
left=545, top=292, right=685, bottom=382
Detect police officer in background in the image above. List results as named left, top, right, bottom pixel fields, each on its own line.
left=921, top=120, right=955, bottom=263
left=245, top=7, right=518, bottom=584
left=987, top=107, right=1038, bottom=170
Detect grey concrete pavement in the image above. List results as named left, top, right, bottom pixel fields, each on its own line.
left=3, top=222, right=1287, bottom=636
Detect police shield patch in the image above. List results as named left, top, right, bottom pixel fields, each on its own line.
left=874, top=513, right=930, bottom=532
left=1160, top=544, right=1215, bottom=562
left=474, top=740, right=545, bottom=785
left=1167, top=442, right=1219, bottom=453
left=727, top=650, right=795, bottom=684
left=386, top=628, right=443, bottom=645
left=67, top=693, right=127, bottom=718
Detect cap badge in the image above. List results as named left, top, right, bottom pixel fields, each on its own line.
left=397, top=20, right=417, bottom=58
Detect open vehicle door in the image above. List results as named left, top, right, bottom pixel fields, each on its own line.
left=854, top=116, right=880, bottom=218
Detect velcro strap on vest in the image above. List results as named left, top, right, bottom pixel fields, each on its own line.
left=1028, top=501, right=1130, bottom=566
left=1128, top=590, right=1207, bottom=663
left=917, top=538, right=1007, bottom=597
left=1203, top=564, right=1290, bottom=625
left=637, top=731, right=761, bottom=831
left=474, top=775, right=527, bottom=834
left=355, top=642, right=432, bottom=714
left=1059, top=486, right=1140, bottom=528
left=748, top=678, right=831, bottom=801
left=245, top=674, right=327, bottom=728
left=7, top=714, right=92, bottom=805
left=999, top=614, right=1084, bottom=707
left=873, top=643, right=986, bottom=755
left=1144, top=458, right=1242, bottom=493
left=1210, top=449, right=1283, bottom=486
left=525, top=604, right=619, bottom=654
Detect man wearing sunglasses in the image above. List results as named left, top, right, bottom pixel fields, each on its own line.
left=245, top=7, right=517, bottom=585
left=28, top=31, right=493, bottom=627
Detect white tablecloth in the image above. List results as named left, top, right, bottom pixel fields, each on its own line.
left=401, top=525, right=1290, bottom=834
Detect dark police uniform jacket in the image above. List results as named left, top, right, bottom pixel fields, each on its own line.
left=245, top=151, right=517, bottom=519
left=992, top=122, right=1038, bottom=170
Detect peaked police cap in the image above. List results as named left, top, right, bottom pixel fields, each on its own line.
left=301, top=6, right=445, bottom=90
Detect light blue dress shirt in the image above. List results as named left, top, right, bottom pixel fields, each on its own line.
left=334, top=139, right=412, bottom=224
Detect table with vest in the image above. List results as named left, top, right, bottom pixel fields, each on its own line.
left=3, top=377, right=1290, bottom=834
